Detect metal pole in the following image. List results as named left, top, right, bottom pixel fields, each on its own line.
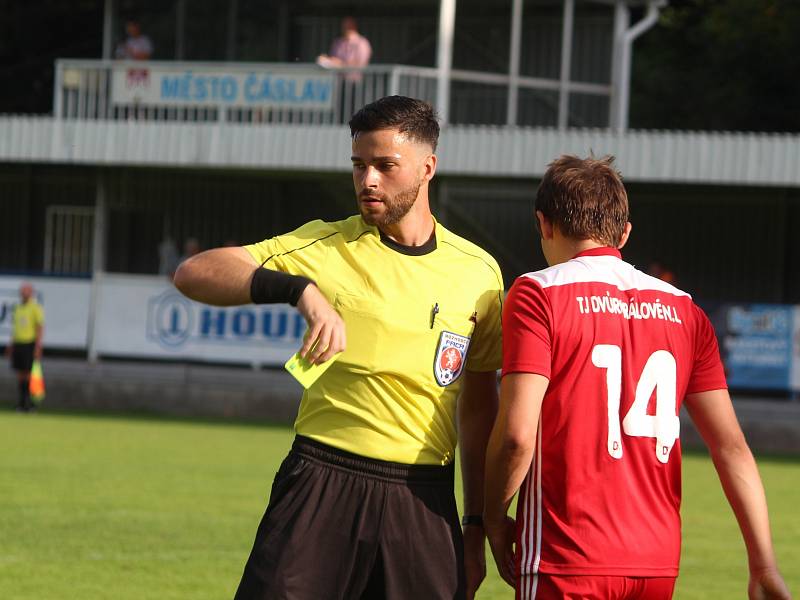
left=618, top=0, right=664, bottom=132
left=175, top=0, right=186, bottom=60
left=436, top=0, right=456, bottom=125
left=277, top=0, right=290, bottom=61
left=87, top=171, right=108, bottom=363
left=389, top=66, right=401, bottom=97
left=506, top=0, right=523, bottom=125
left=226, top=0, right=238, bottom=61
left=557, top=0, right=575, bottom=129
left=609, top=0, right=628, bottom=129
left=53, top=61, right=64, bottom=118
left=102, top=0, right=114, bottom=60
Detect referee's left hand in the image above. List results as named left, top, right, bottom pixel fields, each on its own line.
left=463, top=524, right=487, bottom=599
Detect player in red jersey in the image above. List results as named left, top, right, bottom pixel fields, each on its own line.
left=484, top=155, right=791, bottom=600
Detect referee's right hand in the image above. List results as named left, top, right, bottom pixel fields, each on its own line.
left=296, top=284, right=346, bottom=365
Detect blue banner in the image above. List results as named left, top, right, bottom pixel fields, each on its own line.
left=713, top=304, right=795, bottom=391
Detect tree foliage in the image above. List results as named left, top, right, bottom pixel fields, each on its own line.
left=631, top=0, right=800, bottom=132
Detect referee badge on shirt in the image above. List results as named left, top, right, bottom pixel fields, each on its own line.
left=434, top=331, right=470, bottom=386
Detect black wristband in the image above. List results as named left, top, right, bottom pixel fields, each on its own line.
left=461, top=515, right=484, bottom=527
left=249, top=267, right=313, bottom=307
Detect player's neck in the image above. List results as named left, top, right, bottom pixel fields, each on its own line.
left=551, top=237, right=607, bottom=265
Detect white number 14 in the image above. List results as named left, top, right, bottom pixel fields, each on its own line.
left=591, top=345, right=680, bottom=464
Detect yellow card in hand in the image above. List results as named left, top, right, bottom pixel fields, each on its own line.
left=284, top=350, right=341, bottom=389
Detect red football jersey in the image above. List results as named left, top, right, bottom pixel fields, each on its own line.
left=502, top=247, right=727, bottom=586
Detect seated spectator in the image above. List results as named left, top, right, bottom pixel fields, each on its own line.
left=316, top=17, right=372, bottom=71
left=115, top=20, right=153, bottom=60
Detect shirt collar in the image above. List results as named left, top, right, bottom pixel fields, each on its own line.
left=572, top=247, right=621, bottom=260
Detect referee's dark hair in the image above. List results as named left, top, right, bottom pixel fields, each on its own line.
left=349, top=96, right=440, bottom=152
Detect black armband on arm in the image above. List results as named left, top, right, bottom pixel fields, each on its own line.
left=461, top=515, right=484, bottom=527
left=249, top=267, right=314, bottom=306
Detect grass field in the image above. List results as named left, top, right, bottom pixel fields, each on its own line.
left=0, top=410, right=797, bottom=599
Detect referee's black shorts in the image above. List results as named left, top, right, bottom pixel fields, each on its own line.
left=234, top=436, right=465, bottom=600
left=11, top=342, right=35, bottom=372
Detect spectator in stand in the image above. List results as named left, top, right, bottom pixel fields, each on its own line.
left=316, top=17, right=372, bottom=72
left=115, top=20, right=153, bottom=60
left=317, top=17, right=373, bottom=119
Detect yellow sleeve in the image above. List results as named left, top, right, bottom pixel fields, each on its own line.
left=243, top=220, right=338, bottom=282
left=466, top=260, right=503, bottom=372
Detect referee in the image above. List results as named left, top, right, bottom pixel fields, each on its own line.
left=174, top=96, right=503, bottom=600
left=5, top=282, right=44, bottom=412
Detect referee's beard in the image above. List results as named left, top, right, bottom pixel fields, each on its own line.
left=358, top=179, right=422, bottom=227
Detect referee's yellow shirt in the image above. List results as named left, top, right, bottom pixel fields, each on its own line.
left=245, top=216, right=503, bottom=465
left=12, top=301, right=44, bottom=344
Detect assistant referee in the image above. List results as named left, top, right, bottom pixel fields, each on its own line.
left=5, top=282, right=44, bottom=412
left=174, top=96, right=503, bottom=600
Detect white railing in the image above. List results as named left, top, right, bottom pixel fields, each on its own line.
left=54, top=60, right=440, bottom=125
left=53, top=59, right=614, bottom=127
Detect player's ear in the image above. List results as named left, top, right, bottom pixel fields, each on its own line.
left=535, top=211, right=554, bottom=240
left=617, top=221, right=632, bottom=249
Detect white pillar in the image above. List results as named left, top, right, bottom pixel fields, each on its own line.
left=617, top=0, right=664, bottom=132
left=102, top=0, right=114, bottom=60
left=557, top=0, right=575, bottom=129
left=436, top=0, right=456, bottom=124
left=506, top=0, right=523, bottom=125
left=609, top=0, right=629, bottom=129
left=87, top=171, right=108, bottom=363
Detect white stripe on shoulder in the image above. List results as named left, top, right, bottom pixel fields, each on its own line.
left=521, top=256, right=691, bottom=298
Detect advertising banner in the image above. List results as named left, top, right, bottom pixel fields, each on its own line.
left=111, top=64, right=335, bottom=110
left=714, top=303, right=796, bottom=391
left=0, top=276, right=90, bottom=349
left=92, top=274, right=305, bottom=366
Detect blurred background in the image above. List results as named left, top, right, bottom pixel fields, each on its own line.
left=1, top=2, right=799, bottom=599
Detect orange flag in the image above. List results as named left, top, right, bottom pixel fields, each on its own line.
left=29, top=359, right=45, bottom=405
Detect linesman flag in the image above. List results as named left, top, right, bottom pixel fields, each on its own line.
left=29, top=360, right=45, bottom=405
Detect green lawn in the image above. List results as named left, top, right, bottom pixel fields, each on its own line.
left=0, top=410, right=797, bottom=599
